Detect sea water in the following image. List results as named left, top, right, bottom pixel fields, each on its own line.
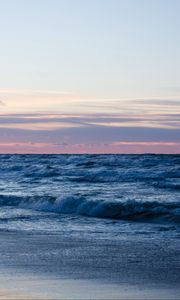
left=0, top=154, right=179, bottom=238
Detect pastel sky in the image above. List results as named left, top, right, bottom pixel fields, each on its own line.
left=0, top=0, right=179, bottom=153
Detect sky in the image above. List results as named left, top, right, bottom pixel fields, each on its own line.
left=0, top=0, right=179, bottom=153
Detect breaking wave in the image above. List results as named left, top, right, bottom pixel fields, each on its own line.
left=0, top=154, right=179, bottom=228
left=0, top=194, right=179, bottom=224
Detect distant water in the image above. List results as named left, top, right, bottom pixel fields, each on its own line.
left=0, top=154, right=179, bottom=237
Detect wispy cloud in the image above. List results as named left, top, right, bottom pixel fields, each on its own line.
left=0, top=140, right=179, bottom=154
left=134, top=99, right=180, bottom=106
left=0, top=88, right=180, bottom=115
left=0, top=112, right=179, bottom=153
left=0, top=100, right=5, bottom=106
left=0, top=89, right=179, bottom=153
left=0, top=112, right=179, bottom=130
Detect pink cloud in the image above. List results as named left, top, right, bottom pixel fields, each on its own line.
left=0, top=141, right=179, bottom=154
left=0, top=107, right=179, bottom=154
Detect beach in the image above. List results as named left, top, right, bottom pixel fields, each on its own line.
left=1, top=0, right=180, bottom=296
left=0, top=229, right=179, bottom=299
left=0, top=154, right=179, bottom=299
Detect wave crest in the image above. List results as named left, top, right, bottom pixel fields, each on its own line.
left=0, top=194, right=179, bottom=224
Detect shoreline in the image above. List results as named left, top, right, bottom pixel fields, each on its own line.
left=0, top=230, right=179, bottom=299
left=0, top=273, right=180, bottom=300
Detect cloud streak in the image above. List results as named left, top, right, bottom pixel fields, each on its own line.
left=0, top=141, right=179, bottom=154
left=0, top=90, right=179, bottom=153
left=0, top=100, right=5, bottom=106
left=0, top=112, right=179, bottom=130
left=0, top=88, right=180, bottom=115
left=0, top=115, right=179, bottom=153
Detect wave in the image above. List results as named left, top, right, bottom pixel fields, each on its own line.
left=153, top=181, right=180, bottom=191
left=0, top=194, right=179, bottom=224
left=1, top=155, right=179, bottom=187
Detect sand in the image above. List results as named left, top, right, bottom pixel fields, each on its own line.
left=0, top=230, right=179, bottom=299
left=0, top=275, right=180, bottom=300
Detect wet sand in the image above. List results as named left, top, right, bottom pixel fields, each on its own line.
left=0, top=230, right=179, bottom=299
left=0, top=276, right=179, bottom=300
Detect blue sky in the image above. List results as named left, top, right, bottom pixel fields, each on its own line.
left=0, top=0, right=179, bottom=153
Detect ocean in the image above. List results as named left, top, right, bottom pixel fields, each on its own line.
left=0, top=154, right=179, bottom=233
left=0, top=154, right=179, bottom=299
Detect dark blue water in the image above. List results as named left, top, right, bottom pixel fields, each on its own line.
left=0, top=154, right=179, bottom=237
